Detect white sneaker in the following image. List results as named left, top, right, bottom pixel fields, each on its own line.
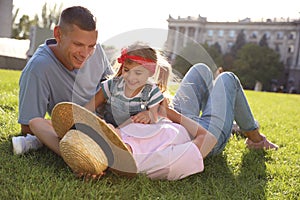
left=12, top=134, right=43, bottom=155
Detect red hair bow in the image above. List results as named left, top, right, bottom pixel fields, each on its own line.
left=117, top=48, right=156, bottom=75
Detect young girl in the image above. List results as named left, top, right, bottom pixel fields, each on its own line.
left=85, top=41, right=171, bottom=127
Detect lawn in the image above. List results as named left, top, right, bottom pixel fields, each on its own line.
left=0, top=69, right=299, bottom=199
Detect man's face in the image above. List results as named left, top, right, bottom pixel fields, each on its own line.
left=58, top=25, right=98, bottom=70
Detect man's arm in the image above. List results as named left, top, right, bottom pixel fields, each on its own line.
left=18, top=65, right=49, bottom=135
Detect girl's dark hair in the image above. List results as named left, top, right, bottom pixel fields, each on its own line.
left=58, top=6, right=96, bottom=31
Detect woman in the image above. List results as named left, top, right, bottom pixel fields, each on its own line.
left=74, top=63, right=278, bottom=180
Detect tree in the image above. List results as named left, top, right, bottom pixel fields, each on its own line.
left=231, top=43, right=284, bottom=90
left=11, top=3, right=62, bottom=39
left=259, top=33, right=269, bottom=47
left=202, top=42, right=224, bottom=68
left=41, top=3, right=62, bottom=29
left=218, top=30, right=247, bottom=70
left=222, top=52, right=235, bottom=71
left=11, top=15, right=32, bottom=39
left=230, top=29, right=246, bottom=58
left=172, top=42, right=217, bottom=77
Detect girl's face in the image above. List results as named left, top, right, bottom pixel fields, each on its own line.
left=122, top=62, right=151, bottom=93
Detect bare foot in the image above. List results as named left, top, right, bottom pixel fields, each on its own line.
left=244, top=129, right=278, bottom=150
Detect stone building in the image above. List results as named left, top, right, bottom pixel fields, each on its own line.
left=166, top=15, right=300, bottom=93
left=0, top=0, right=13, bottom=37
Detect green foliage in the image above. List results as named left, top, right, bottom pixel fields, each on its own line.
left=0, top=70, right=20, bottom=137
left=1, top=69, right=299, bottom=199
left=222, top=52, right=235, bottom=70
left=230, top=29, right=246, bottom=57
left=41, top=3, right=63, bottom=29
left=12, top=3, right=62, bottom=39
left=11, top=15, right=33, bottom=39
left=203, top=42, right=224, bottom=68
left=259, top=34, right=269, bottom=47
left=232, top=43, right=284, bottom=90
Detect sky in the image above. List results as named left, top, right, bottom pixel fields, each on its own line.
left=13, top=0, right=300, bottom=47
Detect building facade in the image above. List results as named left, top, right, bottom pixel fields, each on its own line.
left=166, top=15, right=300, bottom=93
left=0, top=0, right=13, bottom=37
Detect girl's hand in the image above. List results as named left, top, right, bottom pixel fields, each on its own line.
left=131, top=111, right=152, bottom=124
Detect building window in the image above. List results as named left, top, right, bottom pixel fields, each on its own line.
left=227, top=42, right=234, bottom=49
left=250, top=31, right=258, bottom=39
left=229, top=30, right=235, bottom=38
left=288, top=31, right=296, bottom=40
left=207, top=30, right=214, bottom=37
left=218, top=30, right=224, bottom=37
left=288, top=45, right=294, bottom=53
left=264, top=31, right=271, bottom=39
left=276, top=32, right=284, bottom=40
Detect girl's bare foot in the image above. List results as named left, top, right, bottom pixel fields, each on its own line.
left=244, top=129, right=278, bottom=150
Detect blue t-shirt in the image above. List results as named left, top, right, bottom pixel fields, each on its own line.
left=18, top=39, right=114, bottom=125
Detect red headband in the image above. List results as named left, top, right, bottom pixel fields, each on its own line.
left=117, top=48, right=156, bottom=75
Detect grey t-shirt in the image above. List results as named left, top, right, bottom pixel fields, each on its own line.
left=18, top=39, right=114, bottom=125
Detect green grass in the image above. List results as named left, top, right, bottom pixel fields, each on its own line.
left=0, top=69, right=299, bottom=200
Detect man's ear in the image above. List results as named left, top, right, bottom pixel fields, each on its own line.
left=53, top=26, right=62, bottom=43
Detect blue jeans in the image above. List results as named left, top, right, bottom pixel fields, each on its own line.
left=173, top=63, right=258, bottom=156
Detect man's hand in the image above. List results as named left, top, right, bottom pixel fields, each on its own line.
left=75, top=171, right=106, bottom=182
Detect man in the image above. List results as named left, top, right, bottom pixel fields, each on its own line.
left=13, top=6, right=114, bottom=154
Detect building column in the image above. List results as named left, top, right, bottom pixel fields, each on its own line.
left=171, top=26, right=179, bottom=60
left=194, top=27, right=199, bottom=42
left=294, top=25, right=300, bottom=68
left=183, top=26, right=188, bottom=47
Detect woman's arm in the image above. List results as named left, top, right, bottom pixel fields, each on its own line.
left=159, top=99, right=217, bottom=158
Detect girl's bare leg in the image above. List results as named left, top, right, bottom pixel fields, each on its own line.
left=244, top=129, right=263, bottom=142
